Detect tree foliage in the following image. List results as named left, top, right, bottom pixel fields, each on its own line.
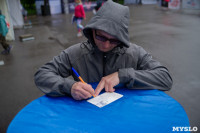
left=20, top=0, right=36, bottom=9
left=20, top=0, right=37, bottom=15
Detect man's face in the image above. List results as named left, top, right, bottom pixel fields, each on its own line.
left=93, top=30, right=121, bottom=52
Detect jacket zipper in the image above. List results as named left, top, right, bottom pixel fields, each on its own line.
left=103, top=53, right=106, bottom=76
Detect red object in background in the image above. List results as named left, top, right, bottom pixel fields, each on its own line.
left=6, top=21, right=10, bottom=28
left=75, top=4, right=86, bottom=19
left=165, top=0, right=170, bottom=2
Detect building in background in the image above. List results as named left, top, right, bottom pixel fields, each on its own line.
left=182, top=0, right=200, bottom=9
left=35, top=0, right=62, bottom=15
left=124, top=0, right=200, bottom=10
left=159, top=0, right=200, bottom=10
left=124, top=0, right=157, bottom=5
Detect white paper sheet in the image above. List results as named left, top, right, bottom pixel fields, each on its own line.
left=87, top=92, right=123, bottom=108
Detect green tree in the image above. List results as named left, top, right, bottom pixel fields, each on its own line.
left=113, top=0, right=124, bottom=4
left=20, top=0, right=36, bottom=15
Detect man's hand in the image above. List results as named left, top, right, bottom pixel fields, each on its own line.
left=94, top=72, right=119, bottom=96
left=71, top=82, right=94, bottom=100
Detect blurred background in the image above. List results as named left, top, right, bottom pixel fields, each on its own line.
left=0, top=0, right=200, bottom=132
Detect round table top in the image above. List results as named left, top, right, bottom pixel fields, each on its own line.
left=7, top=83, right=189, bottom=133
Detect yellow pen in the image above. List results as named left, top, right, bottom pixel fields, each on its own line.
left=72, top=67, right=95, bottom=97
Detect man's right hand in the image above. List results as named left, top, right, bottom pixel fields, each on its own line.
left=71, top=82, right=95, bottom=100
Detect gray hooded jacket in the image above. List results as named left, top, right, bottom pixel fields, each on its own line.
left=34, top=1, right=172, bottom=97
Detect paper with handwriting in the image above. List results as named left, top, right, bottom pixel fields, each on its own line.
left=87, top=92, right=123, bottom=108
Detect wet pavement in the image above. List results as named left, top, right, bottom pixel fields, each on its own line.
left=0, top=4, right=200, bottom=132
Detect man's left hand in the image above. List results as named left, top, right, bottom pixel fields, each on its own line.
left=94, top=72, right=119, bottom=96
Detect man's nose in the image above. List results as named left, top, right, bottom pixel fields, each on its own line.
left=104, top=40, right=111, bottom=45
left=102, top=40, right=110, bottom=47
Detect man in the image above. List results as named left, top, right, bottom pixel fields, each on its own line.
left=34, top=0, right=172, bottom=100
left=0, top=10, right=11, bottom=54
left=161, top=0, right=169, bottom=7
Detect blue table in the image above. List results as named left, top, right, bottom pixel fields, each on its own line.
left=7, top=83, right=189, bottom=133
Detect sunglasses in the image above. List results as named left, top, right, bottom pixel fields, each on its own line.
left=95, top=30, right=121, bottom=45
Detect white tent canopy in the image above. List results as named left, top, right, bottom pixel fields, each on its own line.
left=0, top=0, right=24, bottom=41
left=7, top=0, right=24, bottom=28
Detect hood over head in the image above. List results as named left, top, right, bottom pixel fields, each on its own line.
left=83, top=0, right=130, bottom=48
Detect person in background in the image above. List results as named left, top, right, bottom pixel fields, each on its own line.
left=95, top=0, right=104, bottom=11
left=20, top=4, right=28, bottom=21
left=161, top=0, right=169, bottom=8
left=93, top=0, right=107, bottom=14
left=74, top=0, right=86, bottom=37
left=136, top=0, right=142, bottom=5
left=0, top=10, right=11, bottom=55
left=35, top=1, right=173, bottom=100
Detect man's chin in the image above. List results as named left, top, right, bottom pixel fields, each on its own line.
left=99, top=48, right=110, bottom=52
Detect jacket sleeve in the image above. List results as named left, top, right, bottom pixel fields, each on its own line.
left=118, top=46, right=173, bottom=91
left=34, top=50, right=76, bottom=97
